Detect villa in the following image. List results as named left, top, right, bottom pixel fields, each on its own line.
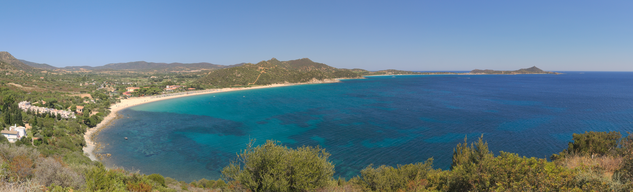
left=76, top=106, right=84, bottom=114
left=1, top=130, right=18, bottom=143
left=1, top=124, right=27, bottom=143
left=127, top=87, right=140, bottom=92
left=165, top=85, right=182, bottom=92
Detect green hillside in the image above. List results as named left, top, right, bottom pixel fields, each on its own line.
left=196, top=58, right=361, bottom=87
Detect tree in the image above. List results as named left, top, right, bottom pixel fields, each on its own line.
left=86, top=116, right=99, bottom=127
left=3, top=108, right=11, bottom=125
left=33, top=116, right=38, bottom=126
left=10, top=104, right=23, bottom=126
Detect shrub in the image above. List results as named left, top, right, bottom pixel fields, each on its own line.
left=0, top=178, right=43, bottom=191
left=356, top=159, right=434, bottom=191
left=84, top=165, right=126, bottom=191
left=126, top=181, right=153, bottom=192
left=9, top=155, right=35, bottom=180
left=552, top=131, right=622, bottom=160
left=221, top=140, right=334, bottom=192
left=613, top=133, right=633, bottom=183
left=432, top=136, right=580, bottom=191
left=147, top=173, right=165, bottom=187
left=575, top=168, right=632, bottom=191
left=34, top=157, right=84, bottom=189
left=0, top=143, right=40, bottom=162
left=63, top=150, right=94, bottom=166
left=214, top=179, right=227, bottom=189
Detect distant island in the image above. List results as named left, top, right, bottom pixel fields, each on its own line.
left=470, top=66, right=560, bottom=75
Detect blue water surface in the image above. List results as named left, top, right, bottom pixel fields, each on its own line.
left=97, top=72, right=633, bottom=181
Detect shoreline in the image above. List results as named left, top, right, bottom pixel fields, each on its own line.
left=82, top=78, right=344, bottom=161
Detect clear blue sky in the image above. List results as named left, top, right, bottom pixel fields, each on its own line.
left=1, top=1, right=631, bottom=71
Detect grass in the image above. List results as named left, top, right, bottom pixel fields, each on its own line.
left=558, top=155, right=623, bottom=178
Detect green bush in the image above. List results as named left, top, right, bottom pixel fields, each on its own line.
left=356, top=159, right=434, bottom=191
left=84, top=165, right=126, bottom=191
left=430, top=136, right=580, bottom=191
left=147, top=173, right=165, bottom=187
left=221, top=140, right=334, bottom=192
left=614, top=134, right=633, bottom=183
left=552, top=131, right=622, bottom=160
left=214, top=179, right=227, bottom=189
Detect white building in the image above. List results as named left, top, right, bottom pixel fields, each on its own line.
left=10, top=125, right=26, bottom=138
left=2, top=124, right=26, bottom=143
left=18, top=101, right=76, bottom=119
left=1, top=130, right=19, bottom=143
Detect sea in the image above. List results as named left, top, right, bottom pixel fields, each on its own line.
left=96, top=72, right=633, bottom=182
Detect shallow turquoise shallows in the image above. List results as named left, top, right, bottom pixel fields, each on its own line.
left=97, top=72, right=633, bottom=182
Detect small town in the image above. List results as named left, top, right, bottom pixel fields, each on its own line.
left=18, top=101, right=76, bottom=119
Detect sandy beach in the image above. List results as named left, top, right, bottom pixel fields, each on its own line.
left=82, top=79, right=342, bottom=161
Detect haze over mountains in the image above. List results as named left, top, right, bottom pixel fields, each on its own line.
left=18, top=58, right=241, bottom=72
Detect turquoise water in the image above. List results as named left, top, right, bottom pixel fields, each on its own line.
left=97, top=72, right=633, bottom=181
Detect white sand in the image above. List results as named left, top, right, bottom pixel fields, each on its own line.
left=82, top=79, right=342, bottom=161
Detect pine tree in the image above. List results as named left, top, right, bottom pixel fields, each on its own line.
left=14, top=110, right=23, bottom=126
left=3, top=110, right=10, bottom=125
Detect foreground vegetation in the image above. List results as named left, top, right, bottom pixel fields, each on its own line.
left=219, top=132, right=633, bottom=191
left=3, top=131, right=633, bottom=191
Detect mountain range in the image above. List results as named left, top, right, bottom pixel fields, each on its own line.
left=18, top=59, right=240, bottom=72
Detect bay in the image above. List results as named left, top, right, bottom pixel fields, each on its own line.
left=97, top=72, right=633, bottom=182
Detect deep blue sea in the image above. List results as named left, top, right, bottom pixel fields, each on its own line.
left=97, top=72, right=633, bottom=182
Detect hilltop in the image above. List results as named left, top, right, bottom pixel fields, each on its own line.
left=470, top=66, right=559, bottom=74
left=0, top=52, right=37, bottom=72
left=196, top=58, right=362, bottom=87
